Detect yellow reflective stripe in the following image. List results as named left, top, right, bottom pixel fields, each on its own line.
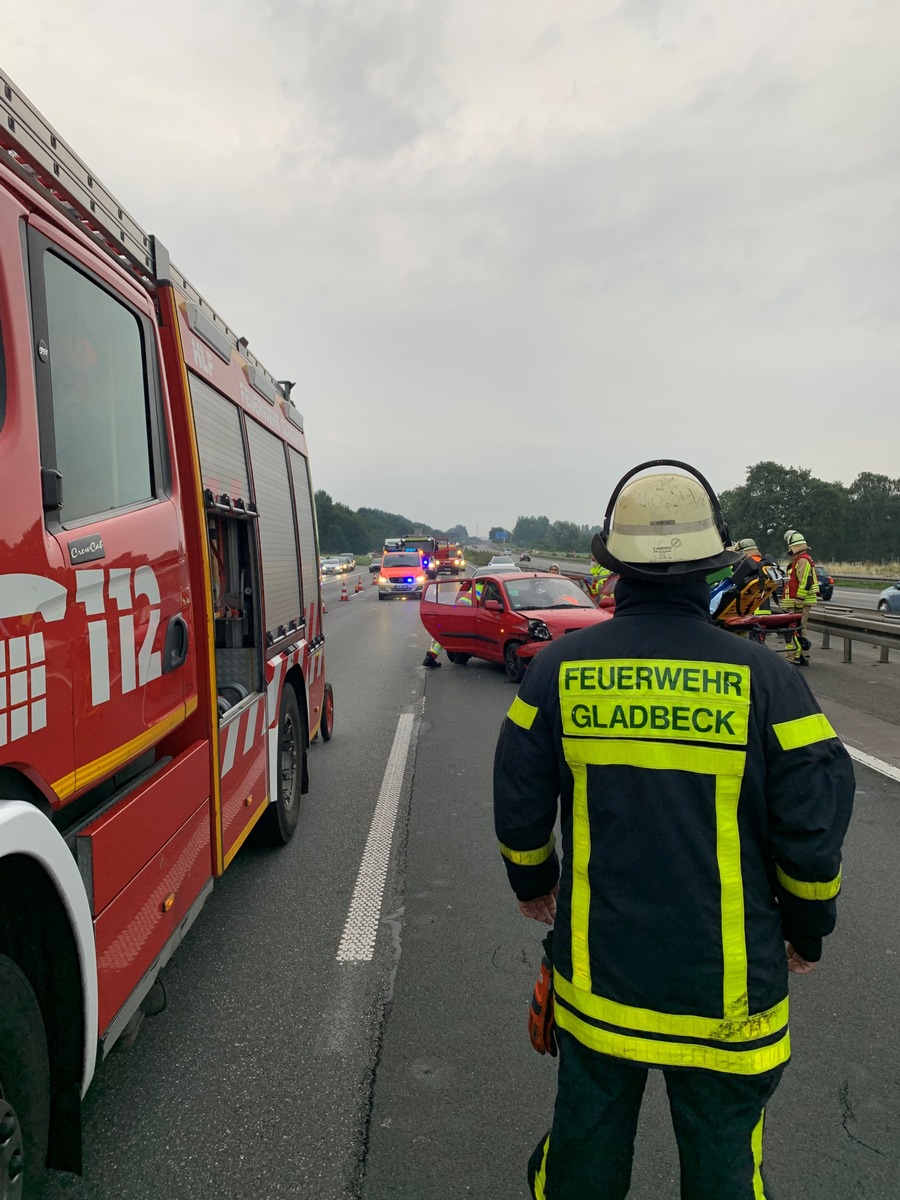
left=507, top=695, right=538, bottom=731
left=53, top=697, right=198, bottom=798
left=554, top=1004, right=791, bottom=1075
left=563, top=737, right=746, bottom=777
left=776, top=863, right=842, bottom=900
left=553, top=972, right=788, bottom=1043
left=752, top=1109, right=766, bottom=1199
left=534, top=1135, right=550, bottom=1200
left=498, top=834, right=555, bottom=866
left=561, top=738, right=750, bottom=1020
left=772, top=713, right=836, bottom=751
left=570, top=763, right=592, bottom=991
left=717, top=774, right=748, bottom=1019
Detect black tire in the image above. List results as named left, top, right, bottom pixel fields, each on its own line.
left=446, top=652, right=470, bottom=665
left=378, top=594, right=388, bottom=601
left=256, top=685, right=305, bottom=846
left=0, top=955, right=50, bottom=1200
left=321, top=682, right=335, bottom=742
left=504, top=641, right=526, bottom=684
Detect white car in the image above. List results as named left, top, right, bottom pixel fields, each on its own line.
left=321, top=558, right=343, bottom=575
left=472, top=563, right=522, bottom=577
left=338, top=553, right=356, bottom=571
left=488, top=554, right=514, bottom=567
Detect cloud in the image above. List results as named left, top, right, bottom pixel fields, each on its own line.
left=5, top=0, right=899, bottom=530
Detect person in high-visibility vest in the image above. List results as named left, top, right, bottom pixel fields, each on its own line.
left=783, top=530, right=817, bottom=666
left=422, top=579, right=484, bottom=667
left=586, top=554, right=611, bottom=600
left=494, top=461, right=854, bottom=1200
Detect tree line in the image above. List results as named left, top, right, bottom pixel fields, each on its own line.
left=315, top=491, right=468, bottom=554
left=719, top=463, right=900, bottom=563
left=316, top=462, right=900, bottom=563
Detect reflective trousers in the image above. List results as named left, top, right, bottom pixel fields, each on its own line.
left=783, top=602, right=813, bottom=663
left=528, top=1031, right=784, bottom=1200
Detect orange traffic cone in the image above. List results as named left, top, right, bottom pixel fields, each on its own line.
left=371, top=573, right=377, bottom=586
left=340, top=579, right=349, bottom=602
left=354, top=575, right=364, bottom=593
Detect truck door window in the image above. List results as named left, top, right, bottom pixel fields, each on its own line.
left=42, top=251, right=153, bottom=523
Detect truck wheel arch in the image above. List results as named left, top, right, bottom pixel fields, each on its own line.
left=0, top=800, right=98, bottom=1171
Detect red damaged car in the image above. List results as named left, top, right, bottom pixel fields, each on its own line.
left=419, top=571, right=612, bottom=682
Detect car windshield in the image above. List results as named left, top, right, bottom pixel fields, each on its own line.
left=505, top=579, right=594, bottom=611
left=383, top=553, right=421, bottom=567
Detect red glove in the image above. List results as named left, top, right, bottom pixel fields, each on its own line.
left=528, top=934, right=557, bottom=1056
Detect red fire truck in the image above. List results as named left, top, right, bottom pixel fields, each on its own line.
left=0, top=70, right=334, bottom=1189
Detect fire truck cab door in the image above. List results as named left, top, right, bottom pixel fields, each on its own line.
left=29, top=222, right=190, bottom=796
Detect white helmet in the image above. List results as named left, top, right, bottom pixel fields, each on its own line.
left=592, top=460, right=739, bottom=581
left=785, top=530, right=808, bottom=552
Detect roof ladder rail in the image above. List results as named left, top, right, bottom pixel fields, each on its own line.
left=0, top=67, right=155, bottom=284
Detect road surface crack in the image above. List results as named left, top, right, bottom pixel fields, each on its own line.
left=839, top=1080, right=886, bottom=1157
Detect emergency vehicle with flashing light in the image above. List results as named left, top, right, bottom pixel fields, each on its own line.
left=377, top=551, right=428, bottom=599
left=433, top=541, right=465, bottom=575
left=0, top=69, right=335, bottom=1191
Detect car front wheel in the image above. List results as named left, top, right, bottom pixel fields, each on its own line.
left=504, top=641, right=526, bottom=683
left=878, top=600, right=889, bottom=613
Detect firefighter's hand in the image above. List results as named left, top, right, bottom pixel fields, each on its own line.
left=518, top=886, right=560, bottom=926
left=786, top=944, right=816, bottom=975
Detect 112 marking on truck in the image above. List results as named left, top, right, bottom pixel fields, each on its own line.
left=0, top=68, right=334, bottom=1192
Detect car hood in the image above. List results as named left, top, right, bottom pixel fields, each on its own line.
left=525, top=606, right=611, bottom=631
left=382, top=565, right=422, bottom=577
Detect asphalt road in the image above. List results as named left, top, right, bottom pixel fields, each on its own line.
left=39, top=572, right=900, bottom=1199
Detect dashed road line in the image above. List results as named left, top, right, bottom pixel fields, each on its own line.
left=337, top=711, right=415, bottom=962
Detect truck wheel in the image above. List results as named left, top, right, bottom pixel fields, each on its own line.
left=0, top=955, right=50, bottom=1200
left=504, top=641, right=526, bottom=684
left=321, top=682, right=335, bottom=742
left=447, top=652, right=470, bottom=665
left=256, top=685, right=305, bottom=845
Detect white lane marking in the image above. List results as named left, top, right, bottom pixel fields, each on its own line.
left=337, top=711, right=415, bottom=962
left=845, top=745, right=900, bottom=785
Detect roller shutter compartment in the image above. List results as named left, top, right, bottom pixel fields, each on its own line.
left=290, top=447, right=320, bottom=610
left=245, top=419, right=302, bottom=642
left=190, top=373, right=250, bottom=503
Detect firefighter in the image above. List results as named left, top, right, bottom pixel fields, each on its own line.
left=734, top=537, right=761, bottom=560
left=422, top=639, right=443, bottom=668
left=422, top=580, right=483, bottom=666
left=586, top=554, right=611, bottom=600
left=494, top=460, right=854, bottom=1200
left=783, top=530, right=817, bottom=666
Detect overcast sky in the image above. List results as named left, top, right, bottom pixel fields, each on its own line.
left=6, top=1, right=899, bottom=534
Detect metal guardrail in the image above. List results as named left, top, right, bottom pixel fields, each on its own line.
left=829, top=573, right=898, bottom=585
left=809, top=605, right=900, bottom=664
